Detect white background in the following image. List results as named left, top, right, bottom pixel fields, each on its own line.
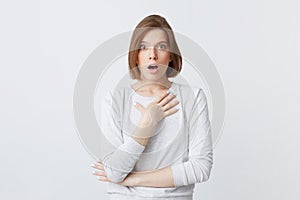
left=1, top=0, right=299, bottom=199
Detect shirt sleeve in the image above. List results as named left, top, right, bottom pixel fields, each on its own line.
left=171, top=88, right=213, bottom=186
left=100, top=90, right=145, bottom=183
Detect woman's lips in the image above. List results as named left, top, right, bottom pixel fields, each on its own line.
left=147, top=65, right=159, bottom=74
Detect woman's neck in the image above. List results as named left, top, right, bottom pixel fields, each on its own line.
left=131, top=79, right=172, bottom=96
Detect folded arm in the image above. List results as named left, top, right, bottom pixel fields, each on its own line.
left=97, top=89, right=213, bottom=187
left=100, top=91, right=155, bottom=183
left=101, top=90, right=175, bottom=183
left=136, top=89, right=213, bottom=187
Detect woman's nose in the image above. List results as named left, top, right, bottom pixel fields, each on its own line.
left=148, top=48, right=157, bottom=60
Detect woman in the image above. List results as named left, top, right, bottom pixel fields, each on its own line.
left=92, top=14, right=213, bottom=200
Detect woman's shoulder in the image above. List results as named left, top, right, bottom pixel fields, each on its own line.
left=174, top=82, right=205, bottom=97
left=104, top=85, right=133, bottom=101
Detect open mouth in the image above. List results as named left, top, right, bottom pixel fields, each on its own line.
left=147, top=65, right=159, bottom=74
left=148, top=65, right=158, bottom=69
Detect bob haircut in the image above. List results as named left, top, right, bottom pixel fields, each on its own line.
left=128, top=14, right=182, bottom=80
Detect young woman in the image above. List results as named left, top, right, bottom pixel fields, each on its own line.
left=92, top=14, right=213, bottom=200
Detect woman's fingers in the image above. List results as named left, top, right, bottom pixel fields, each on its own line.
left=93, top=171, right=111, bottom=182
left=137, top=90, right=180, bottom=125
left=91, top=163, right=104, bottom=170
left=98, top=176, right=111, bottom=182
left=93, top=170, right=106, bottom=176
left=153, top=90, right=170, bottom=103
left=164, top=107, right=179, bottom=117
left=91, top=161, right=111, bottom=182
left=162, top=100, right=180, bottom=111
left=158, top=92, right=176, bottom=107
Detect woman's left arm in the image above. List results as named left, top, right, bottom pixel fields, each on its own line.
left=93, top=89, right=213, bottom=187
left=93, top=161, right=175, bottom=187
left=171, top=89, right=213, bottom=186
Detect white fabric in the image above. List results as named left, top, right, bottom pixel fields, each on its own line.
left=100, top=82, right=213, bottom=199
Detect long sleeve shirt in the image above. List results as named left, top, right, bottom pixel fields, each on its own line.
left=99, top=82, right=213, bottom=199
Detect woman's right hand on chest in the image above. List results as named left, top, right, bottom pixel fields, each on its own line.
left=134, top=90, right=180, bottom=128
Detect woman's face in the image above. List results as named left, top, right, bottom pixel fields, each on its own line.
left=136, top=28, right=172, bottom=82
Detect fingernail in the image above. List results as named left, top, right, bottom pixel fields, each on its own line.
left=91, top=164, right=95, bottom=167
left=167, top=90, right=171, bottom=94
left=133, top=101, right=137, bottom=106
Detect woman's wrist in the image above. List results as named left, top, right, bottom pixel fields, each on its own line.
left=132, top=173, right=141, bottom=186
left=131, top=119, right=153, bottom=146
left=125, top=168, right=176, bottom=188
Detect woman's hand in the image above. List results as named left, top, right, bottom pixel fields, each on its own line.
left=135, top=90, right=180, bottom=127
left=91, top=160, right=138, bottom=187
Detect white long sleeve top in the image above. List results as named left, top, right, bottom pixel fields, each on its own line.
left=99, top=82, right=213, bottom=200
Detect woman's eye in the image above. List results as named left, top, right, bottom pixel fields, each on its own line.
left=158, top=44, right=167, bottom=50
left=139, top=44, right=146, bottom=50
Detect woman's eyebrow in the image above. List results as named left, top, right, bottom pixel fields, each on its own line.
left=140, top=40, right=168, bottom=44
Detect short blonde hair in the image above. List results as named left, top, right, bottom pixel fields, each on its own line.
left=128, top=14, right=182, bottom=80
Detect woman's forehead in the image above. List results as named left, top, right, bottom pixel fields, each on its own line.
left=141, top=28, right=168, bottom=43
